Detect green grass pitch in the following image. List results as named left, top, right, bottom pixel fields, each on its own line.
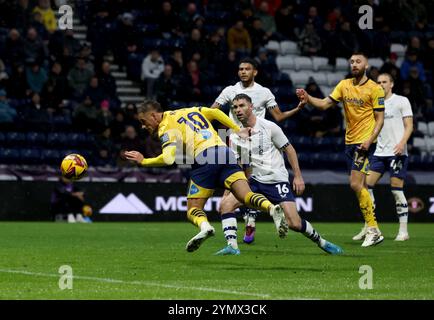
left=0, top=222, right=432, bottom=300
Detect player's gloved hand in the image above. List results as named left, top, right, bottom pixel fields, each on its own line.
left=293, top=175, right=305, bottom=196
left=124, top=150, right=145, bottom=164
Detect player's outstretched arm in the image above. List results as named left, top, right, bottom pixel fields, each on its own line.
left=268, top=101, right=305, bottom=122
left=124, top=145, right=177, bottom=167
left=284, top=144, right=305, bottom=196
left=296, top=88, right=335, bottom=110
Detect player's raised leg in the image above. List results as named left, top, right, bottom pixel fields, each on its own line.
left=281, top=202, right=343, bottom=255
left=229, top=178, right=285, bottom=236
left=391, top=177, right=409, bottom=241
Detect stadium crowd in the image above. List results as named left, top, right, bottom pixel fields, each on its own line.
left=0, top=0, right=433, bottom=169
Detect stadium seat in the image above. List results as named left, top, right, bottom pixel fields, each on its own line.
left=6, top=132, right=26, bottom=146
left=312, top=56, right=332, bottom=71
left=428, top=122, right=434, bottom=137
left=20, top=148, right=41, bottom=164
left=326, top=72, right=346, bottom=86
left=280, top=40, right=299, bottom=55
left=413, top=137, right=428, bottom=152
left=294, top=57, right=313, bottom=71
left=291, top=136, right=313, bottom=152
left=0, top=148, right=20, bottom=164
left=276, top=55, right=295, bottom=70
left=320, top=85, right=333, bottom=96
left=390, top=43, right=407, bottom=57
left=46, top=132, right=68, bottom=147
left=26, top=132, right=46, bottom=146
left=426, top=138, right=434, bottom=152
left=68, top=133, right=87, bottom=147
left=288, top=71, right=310, bottom=88
left=369, top=58, right=384, bottom=69
left=41, top=149, right=61, bottom=165
left=418, top=122, right=429, bottom=136
left=265, top=40, right=280, bottom=54
left=335, top=58, right=349, bottom=72
left=311, top=73, right=328, bottom=86
left=312, top=137, right=334, bottom=152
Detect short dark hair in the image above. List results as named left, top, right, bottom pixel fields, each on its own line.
left=378, top=73, right=394, bottom=83
left=138, top=100, right=163, bottom=113
left=233, top=93, right=252, bottom=104
left=351, top=51, right=369, bottom=59
left=239, top=57, right=258, bottom=70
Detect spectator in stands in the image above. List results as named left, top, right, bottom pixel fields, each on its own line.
left=30, top=11, right=49, bottom=41
left=63, top=29, right=82, bottom=59
left=46, top=61, right=69, bottom=101
left=249, top=18, right=271, bottom=56
left=23, top=27, right=47, bottom=65
left=298, top=20, right=322, bottom=56
left=93, top=127, right=117, bottom=167
left=8, top=0, right=32, bottom=33
left=380, top=53, right=401, bottom=84
left=73, top=95, right=99, bottom=132
left=184, top=28, right=206, bottom=62
left=118, top=125, right=147, bottom=166
left=141, top=49, right=165, bottom=99
left=83, top=76, right=104, bottom=107
left=204, top=31, right=227, bottom=68
left=274, top=3, right=297, bottom=41
left=112, top=12, right=140, bottom=71
left=3, top=29, right=25, bottom=67
left=218, top=50, right=239, bottom=84
left=320, top=21, right=338, bottom=65
left=110, top=110, right=126, bottom=143
left=40, top=78, right=62, bottom=115
left=123, top=103, right=142, bottom=133
left=167, top=48, right=184, bottom=76
left=19, top=92, right=50, bottom=130
left=179, top=2, right=200, bottom=33
left=57, top=46, right=76, bottom=75
left=255, top=1, right=277, bottom=38
left=227, top=20, right=252, bottom=56
left=98, top=61, right=117, bottom=101
left=87, top=5, right=112, bottom=70
left=254, top=47, right=278, bottom=87
left=32, top=0, right=57, bottom=34
left=0, top=89, right=17, bottom=125
left=368, top=67, right=380, bottom=82
left=68, top=57, right=94, bottom=100
left=179, top=60, right=203, bottom=102
left=158, top=1, right=181, bottom=39
left=336, top=21, right=358, bottom=59
left=6, top=64, right=29, bottom=99
left=96, top=100, right=114, bottom=131
left=50, top=176, right=91, bottom=223
left=25, top=61, right=48, bottom=94
left=400, top=49, right=426, bottom=82
left=0, top=59, right=9, bottom=88
left=154, top=64, right=178, bottom=108
left=305, top=6, right=323, bottom=32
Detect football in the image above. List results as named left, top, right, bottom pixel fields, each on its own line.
left=60, top=154, right=88, bottom=180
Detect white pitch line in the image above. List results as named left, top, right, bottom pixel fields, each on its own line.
left=0, top=268, right=270, bottom=298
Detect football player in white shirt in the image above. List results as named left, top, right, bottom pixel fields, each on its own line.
left=215, top=93, right=343, bottom=255
left=353, top=73, right=413, bottom=242
left=211, top=57, right=303, bottom=242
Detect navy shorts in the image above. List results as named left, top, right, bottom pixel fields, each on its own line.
left=370, top=155, right=409, bottom=179
left=249, top=178, right=295, bottom=204
left=188, top=146, right=246, bottom=198
left=344, top=143, right=376, bottom=174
